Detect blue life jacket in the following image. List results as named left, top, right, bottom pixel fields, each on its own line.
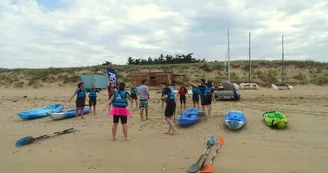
left=89, top=88, right=97, bottom=97
left=113, top=90, right=128, bottom=107
left=131, top=86, right=138, bottom=94
left=166, top=87, right=175, bottom=102
left=205, top=87, right=213, bottom=96
left=199, top=85, right=209, bottom=96
left=77, top=88, right=86, bottom=98
left=192, top=87, right=199, bottom=94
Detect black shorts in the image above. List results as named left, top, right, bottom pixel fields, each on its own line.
left=192, top=94, right=199, bottom=102
left=200, top=96, right=209, bottom=106
left=89, top=97, right=97, bottom=106
left=180, top=95, right=186, bottom=104
left=165, top=100, right=176, bottom=117
left=131, top=93, right=138, bottom=100
left=207, top=95, right=212, bottom=105
left=113, top=115, right=128, bottom=124
left=76, top=98, right=85, bottom=108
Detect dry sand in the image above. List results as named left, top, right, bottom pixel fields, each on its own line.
left=0, top=85, right=328, bottom=173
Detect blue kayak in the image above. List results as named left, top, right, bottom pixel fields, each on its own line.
left=18, top=104, right=65, bottom=120
left=48, top=107, right=90, bottom=120
left=224, top=110, right=246, bottom=130
left=176, top=108, right=200, bottom=127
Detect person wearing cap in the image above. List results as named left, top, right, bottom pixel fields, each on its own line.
left=68, top=81, right=86, bottom=119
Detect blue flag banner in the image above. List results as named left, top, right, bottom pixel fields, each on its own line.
left=107, top=68, right=118, bottom=88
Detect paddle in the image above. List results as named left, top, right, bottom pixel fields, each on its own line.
left=187, top=140, right=211, bottom=173
left=199, top=136, right=215, bottom=170
left=200, top=136, right=225, bottom=173
left=15, top=128, right=77, bottom=147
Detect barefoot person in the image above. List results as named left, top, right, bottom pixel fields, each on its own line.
left=205, top=81, right=215, bottom=115
left=138, top=80, right=149, bottom=121
left=68, top=82, right=86, bottom=119
left=176, top=84, right=189, bottom=112
left=158, top=81, right=177, bottom=135
left=88, top=84, right=100, bottom=115
left=191, top=85, right=200, bottom=109
left=190, top=79, right=210, bottom=119
left=130, top=81, right=139, bottom=110
left=103, top=82, right=133, bottom=141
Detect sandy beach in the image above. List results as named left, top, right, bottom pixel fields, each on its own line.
left=0, top=85, right=328, bottom=173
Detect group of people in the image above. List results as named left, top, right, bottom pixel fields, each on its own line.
left=68, top=75, right=216, bottom=141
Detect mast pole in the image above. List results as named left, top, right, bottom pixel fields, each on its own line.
left=228, top=29, right=231, bottom=82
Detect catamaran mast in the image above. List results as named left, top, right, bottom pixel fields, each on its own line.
left=227, top=29, right=231, bottom=82
left=224, top=53, right=227, bottom=79
left=282, top=35, right=285, bottom=84
left=249, top=32, right=251, bottom=84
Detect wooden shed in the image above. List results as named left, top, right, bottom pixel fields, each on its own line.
left=130, top=72, right=174, bottom=86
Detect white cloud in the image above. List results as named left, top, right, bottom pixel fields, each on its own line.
left=0, top=0, right=327, bottom=68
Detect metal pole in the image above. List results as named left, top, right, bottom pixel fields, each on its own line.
left=249, top=32, right=251, bottom=84
left=282, top=35, right=285, bottom=84
left=228, top=29, right=231, bottom=82
left=224, top=53, right=227, bottom=79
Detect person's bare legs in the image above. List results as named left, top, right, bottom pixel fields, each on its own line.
left=135, top=100, right=139, bottom=110
left=197, top=102, right=200, bottom=110
left=112, top=123, right=118, bottom=141
left=193, top=102, right=196, bottom=108
left=183, top=103, right=186, bottom=110
left=122, top=123, right=130, bottom=141
left=80, top=107, right=85, bottom=119
left=165, top=117, right=177, bottom=135
left=140, top=109, right=144, bottom=120
left=180, top=103, right=183, bottom=112
left=208, top=104, right=212, bottom=115
left=75, top=107, right=79, bottom=119
left=145, top=108, right=148, bottom=120
left=93, top=105, right=96, bottom=115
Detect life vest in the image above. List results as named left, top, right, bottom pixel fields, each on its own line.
left=192, top=87, right=199, bottom=94
left=131, top=86, right=138, bottom=94
left=89, top=88, right=97, bottom=97
left=204, top=85, right=212, bottom=96
left=77, top=88, right=86, bottom=98
left=166, top=87, right=175, bottom=102
left=178, top=87, right=187, bottom=95
left=113, top=90, right=128, bottom=107
left=108, top=87, right=115, bottom=95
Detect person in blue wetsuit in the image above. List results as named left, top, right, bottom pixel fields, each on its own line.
left=190, top=79, right=210, bottom=120
left=88, top=83, right=100, bottom=115
left=158, top=75, right=177, bottom=135
left=205, top=81, right=215, bottom=115
left=68, top=81, right=86, bottom=119
left=191, top=85, right=200, bottom=109
left=130, top=81, right=139, bottom=110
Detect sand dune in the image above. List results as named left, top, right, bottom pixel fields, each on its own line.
left=0, top=86, right=328, bottom=173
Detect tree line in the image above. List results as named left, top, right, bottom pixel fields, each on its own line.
left=126, top=53, right=206, bottom=65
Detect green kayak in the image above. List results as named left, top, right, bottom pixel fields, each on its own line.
left=263, top=111, right=288, bottom=129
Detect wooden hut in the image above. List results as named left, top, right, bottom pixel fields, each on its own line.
left=130, top=72, right=174, bottom=86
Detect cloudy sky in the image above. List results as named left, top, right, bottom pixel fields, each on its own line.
left=0, top=0, right=327, bottom=68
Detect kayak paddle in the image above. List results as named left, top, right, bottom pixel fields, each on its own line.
left=187, top=140, right=211, bottom=173
left=209, top=136, right=215, bottom=146
left=15, top=128, right=77, bottom=147
left=200, top=136, right=225, bottom=173
left=199, top=136, right=216, bottom=170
